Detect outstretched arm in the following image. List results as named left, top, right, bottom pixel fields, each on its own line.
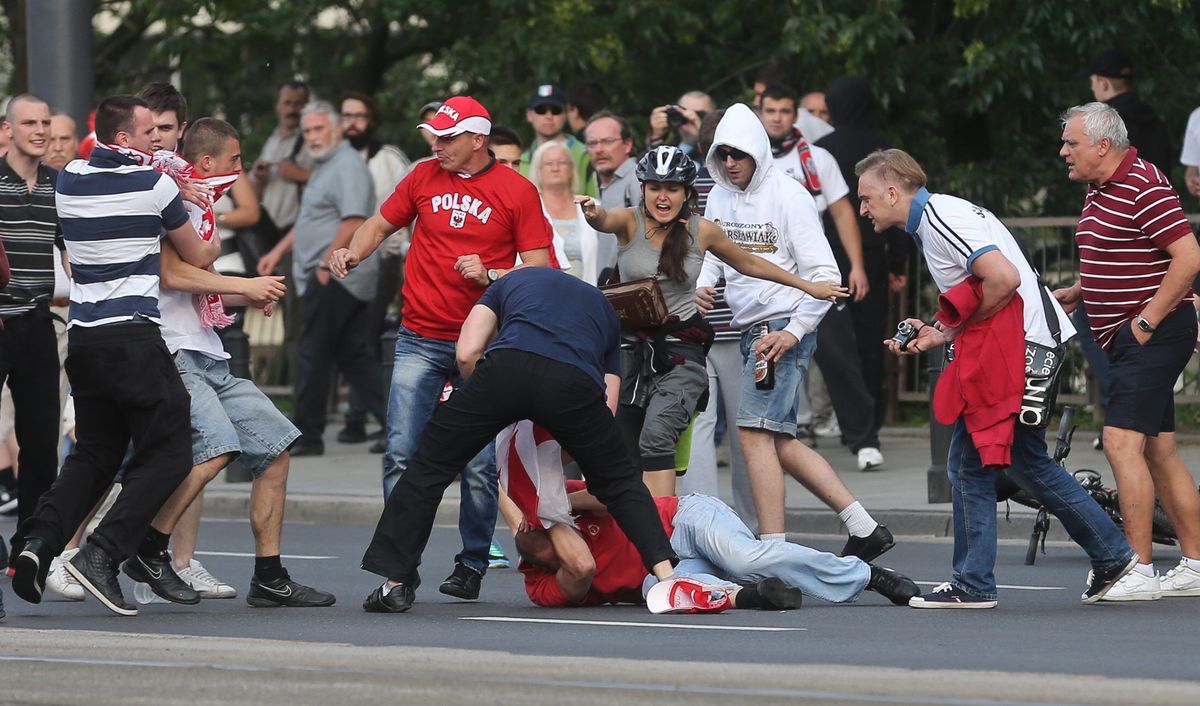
left=701, top=220, right=848, bottom=301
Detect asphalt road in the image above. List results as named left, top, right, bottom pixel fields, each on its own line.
left=1, top=517, right=1198, bottom=705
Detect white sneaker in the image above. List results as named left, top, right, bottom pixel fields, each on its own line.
left=857, top=447, right=884, bottom=471
left=46, top=548, right=85, bottom=601
left=1160, top=561, right=1200, bottom=597
left=177, top=559, right=238, bottom=599
left=1100, top=570, right=1162, bottom=601
left=813, top=417, right=841, bottom=438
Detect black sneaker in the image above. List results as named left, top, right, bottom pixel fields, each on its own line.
left=439, top=562, right=482, bottom=600
left=336, top=424, right=367, bottom=444
left=12, top=536, right=52, bottom=604
left=369, top=438, right=387, bottom=454
left=363, top=582, right=415, bottom=613
left=0, top=485, right=16, bottom=515
left=755, top=577, right=804, bottom=610
left=247, top=571, right=336, bottom=607
left=122, top=551, right=200, bottom=604
left=867, top=564, right=922, bottom=605
left=1082, top=553, right=1138, bottom=604
left=909, top=581, right=996, bottom=609
left=65, top=543, right=137, bottom=616
left=840, top=524, right=895, bottom=562
left=290, top=441, right=325, bottom=457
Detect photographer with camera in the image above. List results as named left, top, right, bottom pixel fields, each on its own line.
left=646, top=91, right=715, bottom=159
left=859, top=148, right=1136, bottom=609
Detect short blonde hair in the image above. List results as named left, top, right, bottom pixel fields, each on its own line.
left=854, top=148, right=927, bottom=193
left=528, top=140, right=577, bottom=193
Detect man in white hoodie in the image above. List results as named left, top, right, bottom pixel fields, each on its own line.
left=696, top=104, right=892, bottom=561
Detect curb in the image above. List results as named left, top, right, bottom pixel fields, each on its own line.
left=204, top=491, right=1074, bottom=542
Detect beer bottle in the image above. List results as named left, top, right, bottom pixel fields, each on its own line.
left=754, top=322, right=775, bottom=390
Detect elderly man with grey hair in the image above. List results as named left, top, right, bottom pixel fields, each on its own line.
left=257, top=99, right=385, bottom=456
left=1054, top=101, right=1200, bottom=601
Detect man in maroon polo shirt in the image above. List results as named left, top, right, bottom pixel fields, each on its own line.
left=1055, top=101, right=1200, bottom=601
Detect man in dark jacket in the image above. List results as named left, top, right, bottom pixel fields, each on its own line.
left=1083, top=50, right=1173, bottom=171
left=816, top=76, right=911, bottom=423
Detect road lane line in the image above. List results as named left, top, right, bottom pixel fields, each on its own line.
left=194, top=550, right=337, bottom=560
left=916, top=581, right=1064, bottom=591
left=460, top=616, right=804, bottom=631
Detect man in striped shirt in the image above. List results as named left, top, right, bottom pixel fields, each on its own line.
left=12, top=95, right=220, bottom=616
left=1055, top=102, right=1200, bottom=600
left=0, top=94, right=65, bottom=567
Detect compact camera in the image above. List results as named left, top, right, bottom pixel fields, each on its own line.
left=892, top=321, right=920, bottom=350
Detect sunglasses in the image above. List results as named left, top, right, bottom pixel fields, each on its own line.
left=533, top=104, right=564, bottom=115
left=715, top=146, right=750, bottom=162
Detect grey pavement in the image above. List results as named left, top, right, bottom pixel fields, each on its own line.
left=203, top=423, right=1200, bottom=540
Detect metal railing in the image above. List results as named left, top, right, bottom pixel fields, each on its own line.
left=890, top=215, right=1200, bottom=415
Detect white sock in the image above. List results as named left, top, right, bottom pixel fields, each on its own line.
left=759, top=532, right=786, bottom=542
left=1181, top=556, right=1200, bottom=572
left=1134, top=562, right=1155, bottom=578
left=381, top=581, right=394, bottom=592
left=838, top=501, right=879, bottom=538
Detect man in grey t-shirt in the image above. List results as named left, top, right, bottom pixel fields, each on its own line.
left=257, top=100, right=386, bottom=455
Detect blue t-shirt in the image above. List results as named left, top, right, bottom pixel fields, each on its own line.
left=478, top=268, right=620, bottom=389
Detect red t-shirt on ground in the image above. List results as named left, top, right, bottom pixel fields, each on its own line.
left=379, top=158, right=553, bottom=340
left=1075, top=147, right=1194, bottom=349
left=519, top=480, right=679, bottom=607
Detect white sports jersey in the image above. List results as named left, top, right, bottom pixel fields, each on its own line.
left=772, top=142, right=848, bottom=215
left=906, top=188, right=1075, bottom=348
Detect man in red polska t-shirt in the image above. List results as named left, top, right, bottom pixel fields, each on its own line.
left=330, top=95, right=552, bottom=600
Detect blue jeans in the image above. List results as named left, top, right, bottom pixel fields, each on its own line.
left=735, top=319, right=818, bottom=437
left=383, top=327, right=497, bottom=574
left=650, top=494, right=870, bottom=603
left=947, top=420, right=1134, bottom=600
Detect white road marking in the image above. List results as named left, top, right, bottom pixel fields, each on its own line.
left=460, top=616, right=804, bottom=632
left=194, top=550, right=337, bottom=560
left=916, top=581, right=1064, bottom=591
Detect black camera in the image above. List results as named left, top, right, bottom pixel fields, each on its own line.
left=665, top=106, right=685, bottom=130
left=891, top=321, right=919, bottom=350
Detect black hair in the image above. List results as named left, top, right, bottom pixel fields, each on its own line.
left=488, top=125, right=522, bottom=149
left=95, top=95, right=148, bottom=143
left=137, top=82, right=187, bottom=124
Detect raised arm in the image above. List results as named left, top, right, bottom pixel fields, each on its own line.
left=700, top=220, right=848, bottom=302
left=328, top=213, right=399, bottom=278
left=576, top=196, right=636, bottom=243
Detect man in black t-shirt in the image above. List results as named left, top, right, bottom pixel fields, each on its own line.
left=359, top=267, right=679, bottom=613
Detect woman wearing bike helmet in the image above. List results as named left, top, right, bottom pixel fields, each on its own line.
left=578, top=145, right=847, bottom=495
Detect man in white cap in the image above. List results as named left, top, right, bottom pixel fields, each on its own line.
left=329, top=95, right=553, bottom=605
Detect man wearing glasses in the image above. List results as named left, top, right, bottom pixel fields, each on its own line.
left=520, top=84, right=597, bottom=197
left=583, top=111, right=640, bottom=211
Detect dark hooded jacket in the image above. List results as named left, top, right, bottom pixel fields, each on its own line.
left=816, top=76, right=909, bottom=277
left=1106, top=90, right=1173, bottom=172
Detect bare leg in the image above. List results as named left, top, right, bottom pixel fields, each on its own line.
left=170, top=493, right=205, bottom=570
left=642, top=469, right=676, bottom=497
left=1103, top=426, right=1155, bottom=561
left=739, top=428, right=788, bottom=535
left=151, top=453, right=230, bottom=537
left=249, top=452, right=289, bottom=557
left=1144, top=432, right=1200, bottom=558
left=775, top=435, right=855, bottom=513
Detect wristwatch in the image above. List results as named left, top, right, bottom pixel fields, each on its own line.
left=486, top=268, right=500, bottom=284
left=1135, top=315, right=1157, bottom=333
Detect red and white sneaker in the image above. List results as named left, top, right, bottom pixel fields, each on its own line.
left=646, top=577, right=733, bottom=615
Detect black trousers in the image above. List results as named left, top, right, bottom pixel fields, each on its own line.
left=0, top=306, right=61, bottom=552
left=22, top=323, right=192, bottom=561
left=813, top=301, right=881, bottom=452
left=848, top=259, right=890, bottom=427
left=293, top=277, right=388, bottom=441
left=362, top=348, right=678, bottom=584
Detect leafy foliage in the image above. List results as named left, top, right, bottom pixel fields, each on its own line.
left=3, top=0, right=1198, bottom=213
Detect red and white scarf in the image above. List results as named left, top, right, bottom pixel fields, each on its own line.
left=150, top=150, right=241, bottom=329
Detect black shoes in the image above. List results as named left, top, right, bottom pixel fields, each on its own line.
left=290, top=441, right=325, bottom=457
left=12, top=536, right=52, bottom=604
left=247, top=571, right=336, bottom=607
left=336, top=424, right=367, bottom=444
left=840, top=525, right=895, bottom=563
left=1083, top=553, right=1139, bottom=604
left=369, top=438, right=387, bottom=454
left=66, top=543, right=137, bottom=616
left=867, top=564, right=921, bottom=605
left=439, top=562, right=482, bottom=600
left=122, top=551, right=200, bottom=604
left=754, top=577, right=804, bottom=610
left=363, top=582, right=416, bottom=613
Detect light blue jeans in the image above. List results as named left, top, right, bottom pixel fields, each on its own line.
left=383, top=326, right=497, bottom=574
left=643, top=494, right=870, bottom=603
left=948, top=420, right=1134, bottom=600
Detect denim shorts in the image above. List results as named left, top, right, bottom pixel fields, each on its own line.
left=174, top=349, right=300, bottom=476
left=735, top=319, right=818, bottom=436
